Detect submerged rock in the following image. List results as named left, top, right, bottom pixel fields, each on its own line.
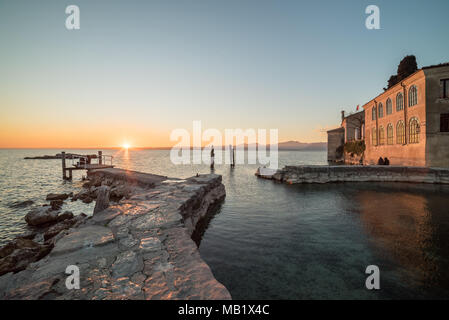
left=45, top=193, right=69, bottom=201
left=16, top=231, right=37, bottom=241
left=8, top=200, right=34, bottom=209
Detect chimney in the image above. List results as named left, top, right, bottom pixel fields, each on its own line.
left=341, top=110, right=345, bottom=122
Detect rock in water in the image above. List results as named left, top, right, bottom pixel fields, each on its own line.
left=94, top=186, right=110, bottom=214
left=46, top=193, right=69, bottom=201
left=0, top=239, right=53, bottom=276
left=56, top=211, right=74, bottom=222
left=8, top=200, right=34, bottom=209
left=50, top=199, right=63, bottom=210
left=24, top=207, right=59, bottom=227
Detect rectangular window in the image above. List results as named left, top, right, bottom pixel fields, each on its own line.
left=441, top=113, right=449, bottom=132
left=441, top=79, right=449, bottom=99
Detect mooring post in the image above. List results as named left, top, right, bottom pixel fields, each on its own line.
left=98, top=151, right=103, bottom=165
left=62, top=151, right=67, bottom=180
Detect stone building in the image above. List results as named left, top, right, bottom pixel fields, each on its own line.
left=327, top=110, right=365, bottom=163
left=327, top=127, right=344, bottom=162
left=342, top=110, right=365, bottom=142
left=363, top=63, right=449, bottom=167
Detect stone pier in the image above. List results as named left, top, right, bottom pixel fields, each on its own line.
left=0, top=169, right=230, bottom=300
left=264, top=165, right=449, bottom=184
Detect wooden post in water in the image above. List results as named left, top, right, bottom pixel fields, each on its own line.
left=98, top=151, right=103, bottom=165
left=62, top=151, right=67, bottom=180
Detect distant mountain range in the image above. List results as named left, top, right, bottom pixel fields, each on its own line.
left=165, top=141, right=327, bottom=151
left=277, top=140, right=327, bottom=151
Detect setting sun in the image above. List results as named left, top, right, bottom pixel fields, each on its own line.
left=122, top=143, right=130, bottom=149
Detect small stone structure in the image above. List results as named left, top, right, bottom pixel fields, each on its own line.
left=0, top=169, right=230, bottom=300
left=264, top=165, right=449, bottom=184
left=326, top=127, right=344, bottom=162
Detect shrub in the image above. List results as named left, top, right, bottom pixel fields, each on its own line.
left=344, top=140, right=365, bottom=156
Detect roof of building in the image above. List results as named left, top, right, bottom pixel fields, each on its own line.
left=327, top=127, right=344, bottom=133
left=361, top=61, right=449, bottom=110
left=343, top=110, right=365, bottom=120
left=422, top=62, right=449, bottom=70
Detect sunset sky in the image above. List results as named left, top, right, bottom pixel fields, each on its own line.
left=1, top=0, right=448, bottom=148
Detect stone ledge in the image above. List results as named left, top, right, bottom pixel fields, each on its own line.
left=263, top=165, right=449, bottom=184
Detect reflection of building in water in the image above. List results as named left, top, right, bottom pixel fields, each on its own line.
left=356, top=190, right=438, bottom=287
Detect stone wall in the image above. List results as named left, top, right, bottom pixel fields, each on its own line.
left=424, top=65, right=449, bottom=167
left=273, top=165, right=449, bottom=184
left=0, top=169, right=230, bottom=300
left=363, top=70, right=427, bottom=166
left=327, top=128, right=344, bottom=162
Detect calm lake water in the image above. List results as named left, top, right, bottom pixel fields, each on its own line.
left=1, top=149, right=449, bottom=299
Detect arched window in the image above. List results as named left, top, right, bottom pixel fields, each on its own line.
left=386, top=98, right=392, bottom=115
left=378, top=103, right=384, bottom=118
left=379, top=126, right=385, bottom=145
left=396, top=121, right=405, bottom=144
left=372, top=106, right=377, bottom=120
left=409, top=117, right=420, bottom=143
left=396, top=92, right=404, bottom=111
left=387, top=124, right=394, bottom=145
left=372, top=128, right=377, bottom=146
left=409, top=85, right=418, bottom=107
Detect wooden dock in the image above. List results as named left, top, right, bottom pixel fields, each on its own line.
left=61, top=151, right=114, bottom=180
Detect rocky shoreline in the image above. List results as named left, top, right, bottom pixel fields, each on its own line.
left=0, top=168, right=230, bottom=300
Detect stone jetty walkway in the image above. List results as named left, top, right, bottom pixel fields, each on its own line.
left=258, top=165, right=449, bottom=184
left=0, top=169, right=230, bottom=300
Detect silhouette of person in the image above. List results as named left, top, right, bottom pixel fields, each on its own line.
left=210, top=146, right=215, bottom=169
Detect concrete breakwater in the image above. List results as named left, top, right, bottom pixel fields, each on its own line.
left=259, top=165, right=449, bottom=184
left=0, top=168, right=230, bottom=300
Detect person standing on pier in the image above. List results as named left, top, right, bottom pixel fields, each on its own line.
left=210, top=146, right=215, bottom=170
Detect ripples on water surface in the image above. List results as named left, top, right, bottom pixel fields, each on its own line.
left=1, top=149, right=449, bottom=299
